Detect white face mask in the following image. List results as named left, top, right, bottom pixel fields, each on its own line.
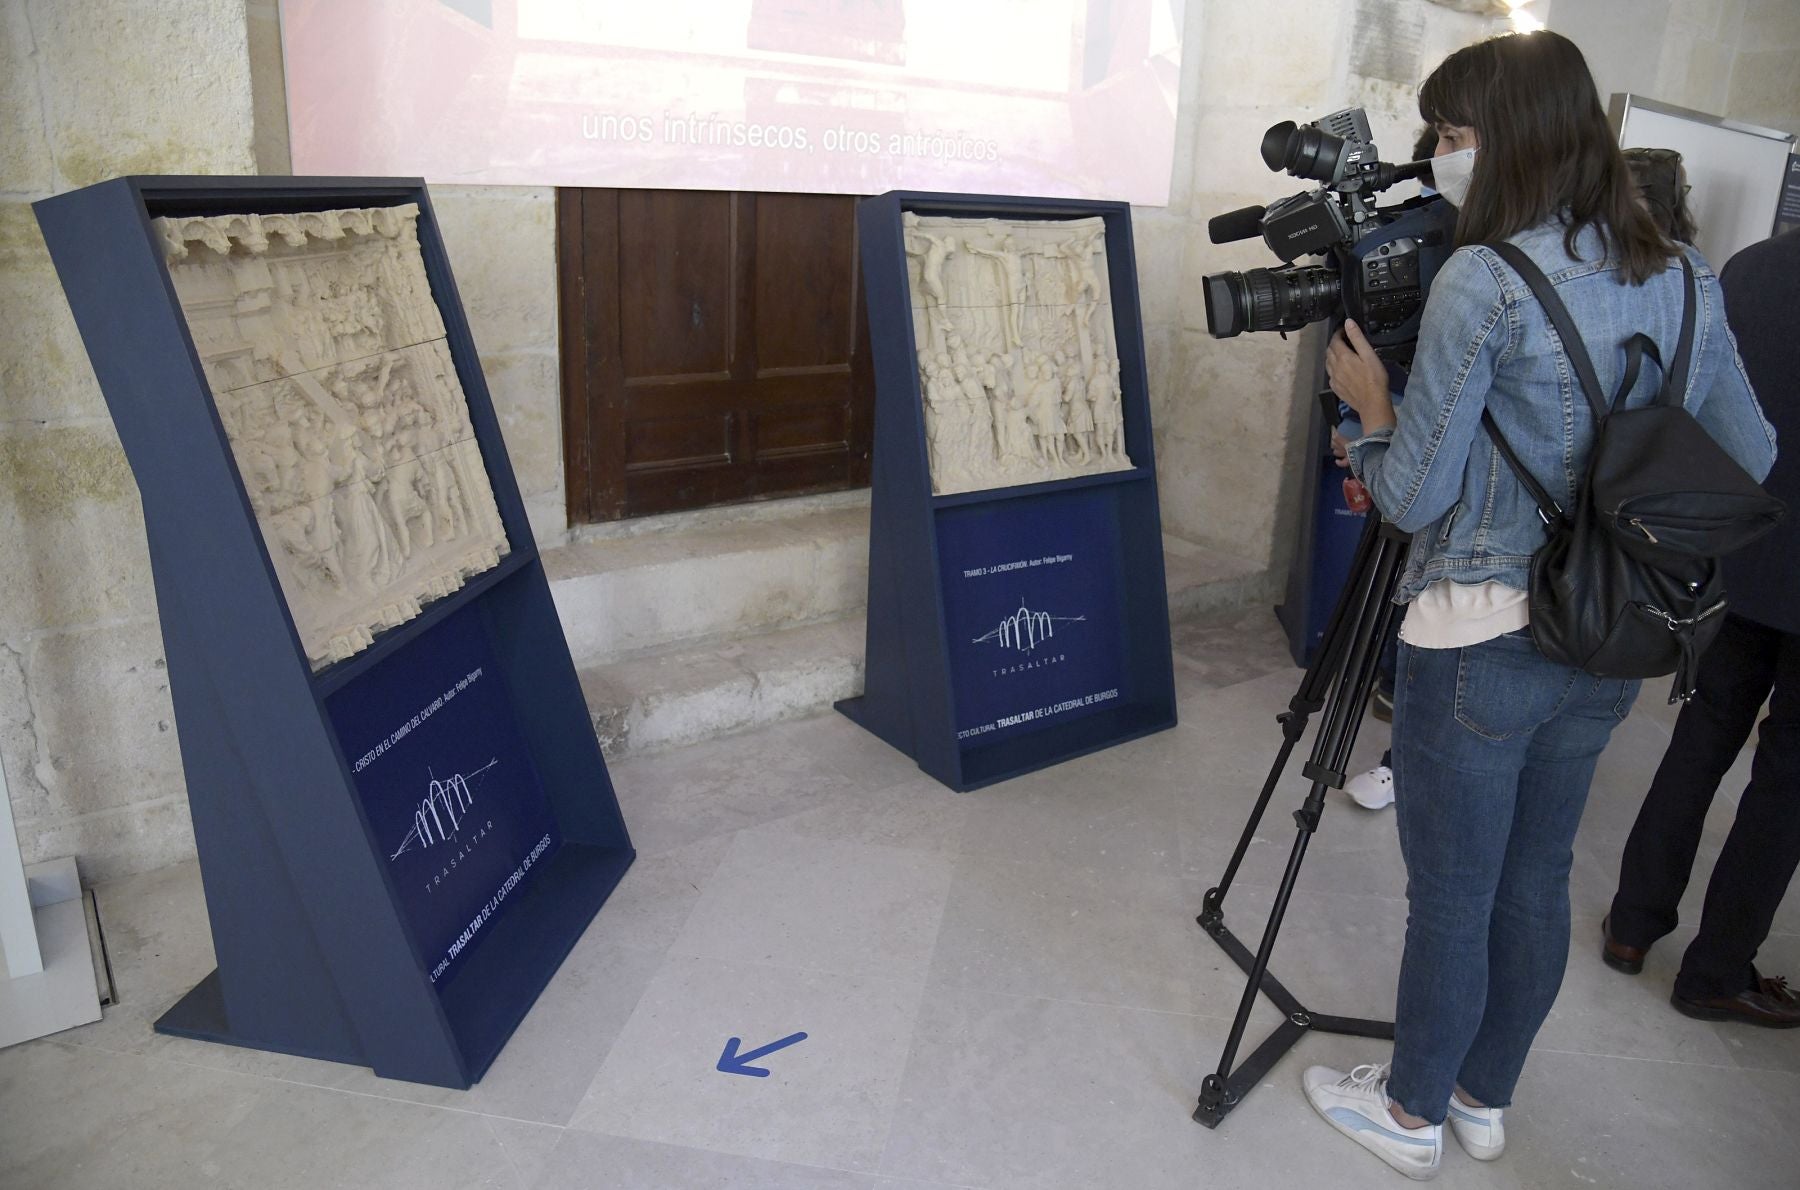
left=1433, top=147, right=1478, bottom=208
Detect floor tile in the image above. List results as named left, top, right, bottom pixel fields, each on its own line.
left=1533, top=927, right=1737, bottom=1067
left=957, top=746, right=1183, bottom=879
left=670, top=828, right=954, bottom=981
left=929, top=853, right=1243, bottom=1018
left=606, top=718, right=869, bottom=857
left=530, top=1132, right=876, bottom=1189
left=759, top=773, right=971, bottom=856
left=1493, top=1050, right=1800, bottom=1190
left=0, top=1040, right=253, bottom=1189
left=567, top=954, right=923, bottom=1172
left=486, top=1118, right=566, bottom=1188
left=329, top=940, right=665, bottom=1124
left=582, top=834, right=734, bottom=954
left=879, top=986, right=1310, bottom=1190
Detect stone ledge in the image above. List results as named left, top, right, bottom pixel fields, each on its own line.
left=545, top=505, right=871, bottom=665
left=578, top=617, right=864, bottom=759
left=572, top=533, right=1269, bottom=761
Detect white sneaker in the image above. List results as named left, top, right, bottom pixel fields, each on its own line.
left=1447, top=1097, right=1505, bottom=1160
left=1303, top=1063, right=1443, bottom=1181
left=1345, top=764, right=1395, bottom=810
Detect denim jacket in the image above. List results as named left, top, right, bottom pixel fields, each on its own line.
left=1348, top=219, right=1777, bottom=603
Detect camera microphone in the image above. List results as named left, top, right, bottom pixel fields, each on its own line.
left=1208, top=205, right=1268, bottom=245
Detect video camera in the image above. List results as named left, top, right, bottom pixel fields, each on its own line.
left=1203, top=108, right=1454, bottom=357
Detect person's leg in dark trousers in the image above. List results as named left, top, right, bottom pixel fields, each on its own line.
left=1608, top=614, right=1778, bottom=950
left=1675, top=627, right=1800, bottom=999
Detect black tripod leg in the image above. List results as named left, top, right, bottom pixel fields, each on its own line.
left=1200, top=514, right=1387, bottom=926
left=1195, top=523, right=1409, bottom=1129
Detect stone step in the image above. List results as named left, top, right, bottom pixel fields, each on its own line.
left=579, top=617, right=864, bottom=758
left=544, top=501, right=870, bottom=666
left=571, top=527, right=1271, bottom=760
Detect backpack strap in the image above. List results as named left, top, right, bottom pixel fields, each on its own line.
left=1482, top=410, right=1564, bottom=528
left=1660, top=253, right=1697, bottom=408
left=1615, top=333, right=1660, bottom=414
left=1487, top=241, right=1609, bottom=423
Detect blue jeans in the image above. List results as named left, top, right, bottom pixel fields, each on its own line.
left=1386, top=631, right=1638, bottom=1123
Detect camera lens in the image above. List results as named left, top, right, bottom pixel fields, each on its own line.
left=1203, top=265, right=1341, bottom=338
left=1261, top=120, right=1348, bottom=184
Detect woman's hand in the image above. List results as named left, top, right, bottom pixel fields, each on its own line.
left=1330, top=428, right=1351, bottom=469
left=1326, top=319, right=1395, bottom=434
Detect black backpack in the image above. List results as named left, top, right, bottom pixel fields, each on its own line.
left=1481, top=242, right=1785, bottom=703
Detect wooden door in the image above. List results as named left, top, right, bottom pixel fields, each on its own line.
left=558, top=188, right=874, bottom=523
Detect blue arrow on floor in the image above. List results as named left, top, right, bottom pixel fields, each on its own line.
left=716, top=1031, right=808, bottom=1077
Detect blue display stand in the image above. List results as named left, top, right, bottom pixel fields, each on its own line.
left=33, top=177, right=632, bottom=1088
left=837, top=191, right=1176, bottom=791
left=1275, top=404, right=1370, bottom=669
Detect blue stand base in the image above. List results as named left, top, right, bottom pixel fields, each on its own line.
left=152, top=842, right=634, bottom=1085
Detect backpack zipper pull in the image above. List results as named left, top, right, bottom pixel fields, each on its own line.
left=1630, top=517, right=1659, bottom=544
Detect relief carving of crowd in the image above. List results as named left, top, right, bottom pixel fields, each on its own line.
left=158, top=205, right=509, bottom=670
left=904, top=213, right=1134, bottom=496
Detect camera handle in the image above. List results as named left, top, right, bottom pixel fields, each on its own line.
left=1193, top=510, right=1410, bottom=1129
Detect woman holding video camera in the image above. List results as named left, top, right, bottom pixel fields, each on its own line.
left=1307, top=30, right=1775, bottom=1180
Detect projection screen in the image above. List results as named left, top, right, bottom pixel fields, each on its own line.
left=281, top=0, right=1186, bottom=205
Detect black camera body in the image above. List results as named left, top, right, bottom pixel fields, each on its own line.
left=1203, top=107, right=1454, bottom=356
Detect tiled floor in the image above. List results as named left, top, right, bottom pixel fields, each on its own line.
left=5, top=608, right=1798, bottom=1189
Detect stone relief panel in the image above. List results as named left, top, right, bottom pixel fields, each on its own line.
left=155, top=203, right=509, bottom=670
left=903, top=213, right=1134, bottom=496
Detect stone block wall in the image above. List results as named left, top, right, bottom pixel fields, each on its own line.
left=0, top=0, right=260, bottom=880
left=1549, top=0, right=1800, bottom=135
left=0, top=0, right=569, bottom=881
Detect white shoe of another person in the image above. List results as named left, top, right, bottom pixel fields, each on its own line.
left=1345, top=764, right=1395, bottom=810
left=1303, top=1063, right=1443, bottom=1181
left=1447, top=1097, right=1505, bottom=1160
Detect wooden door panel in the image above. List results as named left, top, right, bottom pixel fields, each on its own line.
left=560, top=187, right=874, bottom=522
left=752, top=403, right=850, bottom=458
left=616, top=190, right=737, bottom=380
left=754, top=193, right=857, bottom=372
left=623, top=413, right=734, bottom=473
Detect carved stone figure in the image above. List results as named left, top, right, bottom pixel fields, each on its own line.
left=157, top=203, right=509, bottom=670
left=904, top=214, right=1134, bottom=494
left=1061, top=354, right=1095, bottom=463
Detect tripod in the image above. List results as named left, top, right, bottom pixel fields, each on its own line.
left=1193, top=510, right=1410, bottom=1129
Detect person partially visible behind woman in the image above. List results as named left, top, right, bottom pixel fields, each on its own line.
left=1303, top=30, right=1776, bottom=1181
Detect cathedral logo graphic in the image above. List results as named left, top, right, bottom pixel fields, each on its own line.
left=973, top=600, right=1086, bottom=653
left=389, top=758, right=500, bottom=861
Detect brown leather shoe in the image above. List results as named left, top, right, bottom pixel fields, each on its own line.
left=1601, top=915, right=1647, bottom=975
left=1672, top=975, right=1800, bottom=1028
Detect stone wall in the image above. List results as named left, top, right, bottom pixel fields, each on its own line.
left=0, top=0, right=569, bottom=882
left=1548, top=0, right=1800, bottom=135
left=1, top=0, right=259, bottom=880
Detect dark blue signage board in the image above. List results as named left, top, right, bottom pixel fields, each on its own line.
left=1298, top=450, right=1369, bottom=665
left=328, top=603, right=560, bottom=988
left=1776, top=155, right=1800, bottom=238
left=837, top=190, right=1176, bottom=790
left=938, top=490, right=1126, bottom=745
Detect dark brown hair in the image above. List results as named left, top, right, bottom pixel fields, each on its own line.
left=1419, top=31, right=1674, bottom=284
left=1623, top=147, right=1698, bottom=244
